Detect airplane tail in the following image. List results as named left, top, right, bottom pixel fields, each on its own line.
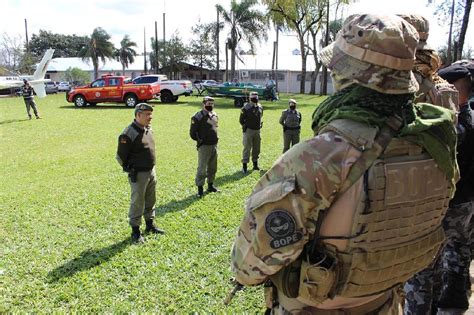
left=30, top=49, right=54, bottom=98
left=32, top=49, right=54, bottom=81
left=30, top=82, right=46, bottom=98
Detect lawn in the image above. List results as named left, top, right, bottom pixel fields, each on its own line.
left=0, top=91, right=326, bottom=312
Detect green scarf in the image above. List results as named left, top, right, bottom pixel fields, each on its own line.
left=312, top=85, right=458, bottom=184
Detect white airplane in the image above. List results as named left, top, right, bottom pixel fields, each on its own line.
left=0, top=49, right=55, bottom=98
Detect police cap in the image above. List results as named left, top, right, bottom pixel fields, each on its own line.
left=438, top=64, right=472, bottom=84
left=249, top=92, right=258, bottom=98
left=288, top=99, right=297, bottom=105
left=203, top=96, right=214, bottom=103
left=134, top=103, right=153, bottom=115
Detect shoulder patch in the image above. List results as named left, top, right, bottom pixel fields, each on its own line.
left=265, top=210, right=303, bottom=249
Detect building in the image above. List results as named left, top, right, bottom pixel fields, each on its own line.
left=46, top=53, right=333, bottom=94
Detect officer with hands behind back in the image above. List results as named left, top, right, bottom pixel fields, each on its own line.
left=190, top=96, right=220, bottom=198
left=279, top=99, right=302, bottom=153
left=116, top=103, right=165, bottom=244
left=240, top=91, right=263, bottom=173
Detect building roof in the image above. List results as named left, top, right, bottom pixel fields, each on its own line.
left=234, top=53, right=317, bottom=72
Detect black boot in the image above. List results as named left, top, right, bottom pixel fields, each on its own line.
left=253, top=161, right=260, bottom=171
left=207, top=183, right=220, bottom=193
left=437, top=272, right=469, bottom=310
left=242, top=163, right=248, bottom=174
left=131, top=226, right=144, bottom=244
left=145, top=219, right=165, bottom=234
left=197, top=185, right=204, bottom=198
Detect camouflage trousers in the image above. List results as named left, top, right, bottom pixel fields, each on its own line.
left=404, top=201, right=474, bottom=314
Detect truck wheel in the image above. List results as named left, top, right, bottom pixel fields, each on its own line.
left=124, top=94, right=138, bottom=107
left=234, top=97, right=245, bottom=108
left=160, top=90, right=173, bottom=103
left=74, top=95, right=86, bottom=107
left=172, top=96, right=179, bottom=102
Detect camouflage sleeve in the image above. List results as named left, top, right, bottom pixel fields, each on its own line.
left=231, top=131, right=362, bottom=285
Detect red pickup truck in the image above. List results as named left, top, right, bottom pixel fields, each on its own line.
left=67, top=75, right=160, bottom=107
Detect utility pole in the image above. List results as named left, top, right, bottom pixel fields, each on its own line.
left=216, top=8, right=220, bottom=81
left=144, top=27, right=147, bottom=74
left=321, top=0, right=330, bottom=95
left=275, top=26, right=279, bottom=90
left=225, top=41, right=229, bottom=82
left=24, top=19, right=29, bottom=53
left=154, top=21, right=159, bottom=74
left=163, top=12, right=166, bottom=76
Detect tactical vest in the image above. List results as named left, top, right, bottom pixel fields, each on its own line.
left=271, top=119, right=454, bottom=306
left=283, top=109, right=301, bottom=129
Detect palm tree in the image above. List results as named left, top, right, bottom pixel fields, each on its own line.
left=216, top=0, right=268, bottom=81
left=115, top=35, right=137, bottom=76
left=78, top=27, right=115, bottom=79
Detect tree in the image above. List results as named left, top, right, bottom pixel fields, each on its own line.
left=429, top=0, right=472, bottom=63
left=264, top=0, right=326, bottom=94
left=78, top=27, right=115, bottom=79
left=150, top=33, right=188, bottom=79
left=63, top=67, right=91, bottom=85
left=29, top=30, right=89, bottom=58
left=115, top=35, right=137, bottom=75
left=0, top=32, right=25, bottom=73
left=216, top=0, right=268, bottom=81
left=188, top=22, right=218, bottom=79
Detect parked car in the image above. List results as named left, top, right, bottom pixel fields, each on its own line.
left=57, top=82, right=71, bottom=91
left=132, top=75, right=192, bottom=103
left=45, top=82, right=58, bottom=94
left=66, top=75, right=160, bottom=107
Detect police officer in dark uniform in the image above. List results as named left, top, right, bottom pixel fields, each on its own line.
left=190, top=96, right=220, bottom=197
left=116, top=103, right=164, bottom=243
left=239, top=91, right=263, bottom=173
left=22, top=79, right=40, bottom=119
left=279, top=98, right=302, bottom=153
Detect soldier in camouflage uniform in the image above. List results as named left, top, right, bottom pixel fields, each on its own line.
left=116, top=104, right=165, bottom=243
left=190, top=96, right=220, bottom=198
left=280, top=99, right=302, bottom=153
left=435, top=64, right=474, bottom=313
left=400, top=14, right=460, bottom=315
left=231, top=14, right=459, bottom=314
left=240, top=91, right=263, bottom=173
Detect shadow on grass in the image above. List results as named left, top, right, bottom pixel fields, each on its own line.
left=155, top=170, right=247, bottom=216
left=0, top=118, right=31, bottom=125
left=47, top=238, right=130, bottom=283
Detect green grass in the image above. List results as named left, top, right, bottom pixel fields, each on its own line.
left=0, top=92, right=326, bottom=312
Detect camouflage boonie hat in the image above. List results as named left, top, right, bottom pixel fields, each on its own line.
left=134, top=103, right=153, bottom=115
left=319, top=14, right=419, bottom=94
left=398, top=14, right=432, bottom=50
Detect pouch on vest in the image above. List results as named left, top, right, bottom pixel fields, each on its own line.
left=298, top=245, right=338, bottom=303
